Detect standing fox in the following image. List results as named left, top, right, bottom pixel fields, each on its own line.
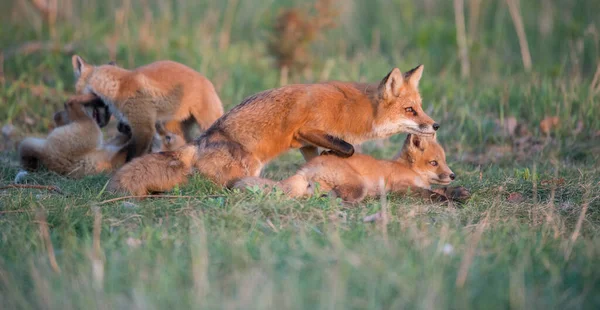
left=233, top=134, right=470, bottom=203
left=108, top=65, right=439, bottom=196
left=71, top=55, right=224, bottom=161
left=18, top=94, right=185, bottom=178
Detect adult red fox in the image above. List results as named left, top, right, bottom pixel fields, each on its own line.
left=108, top=65, right=440, bottom=196
left=233, top=134, right=470, bottom=203
left=71, top=55, right=224, bottom=161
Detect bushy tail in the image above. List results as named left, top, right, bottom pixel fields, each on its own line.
left=108, top=144, right=198, bottom=196
left=18, top=137, right=46, bottom=171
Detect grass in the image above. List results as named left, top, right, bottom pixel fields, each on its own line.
left=1, top=0, right=600, bottom=308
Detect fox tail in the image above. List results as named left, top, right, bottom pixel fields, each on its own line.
left=107, top=144, right=198, bottom=197
left=18, top=137, right=46, bottom=171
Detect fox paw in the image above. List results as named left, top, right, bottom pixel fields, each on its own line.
left=445, top=186, right=471, bottom=203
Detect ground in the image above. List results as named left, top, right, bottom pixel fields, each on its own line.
left=1, top=0, right=599, bottom=309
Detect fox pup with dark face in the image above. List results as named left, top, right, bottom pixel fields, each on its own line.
left=72, top=55, right=224, bottom=161
left=108, top=65, right=440, bottom=196
left=19, top=94, right=185, bottom=178
left=234, top=134, right=470, bottom=204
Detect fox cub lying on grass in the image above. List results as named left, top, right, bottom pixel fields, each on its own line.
left=234, top=134, right=470, bottom=204
left=18, top=94, right=184, bottom=178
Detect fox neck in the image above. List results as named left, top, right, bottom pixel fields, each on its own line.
left=389, top=157, right=432, bottom=190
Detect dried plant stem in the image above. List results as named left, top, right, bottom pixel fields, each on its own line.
left=454, top=0, right=470, bottom=78
left=36, top=210, right=61, bottom=274
left=506, top=0, right=532, bottom=72
left=565, top=187, right=591, bottom=260
left=219, top=0, right=238, bottom=51
left=378, top=178, right=389, bottom=247
left=99, top=195, right=195, bottom=204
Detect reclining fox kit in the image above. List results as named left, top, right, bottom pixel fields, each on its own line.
left=108, top=65, right=443, bottom=196
left=233, top=134, right=470, bottom=203
left=71, top=55, right=224, bottom=161
left=18, top=94, right=184, bottom=178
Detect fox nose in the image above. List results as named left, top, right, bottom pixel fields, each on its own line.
left=432, top=123, right=440, bottom=131
left=449, top=173, right=456, bottom=180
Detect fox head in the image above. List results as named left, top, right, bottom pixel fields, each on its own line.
left=398, top=134, right=455, bottom=186
left=72, top=55, right=124, bottom=96
left=53, top=94, right=111, bottom=128
left=374, top=65, right=438, bottom=137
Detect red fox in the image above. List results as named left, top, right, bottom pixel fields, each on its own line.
left=71, top=55, right=224, bottom=161
left=18, top=94, right=184, bottom=178
left=108, top=65, right=439, bottom=196
left=233, top=134, right=470, bottom=203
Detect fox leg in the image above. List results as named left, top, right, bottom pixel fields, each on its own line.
left=297, top=129, right=354, bottom=158
left=300, top=146, right=319, bottom=161
left=123, top=110, right=157, bottom=162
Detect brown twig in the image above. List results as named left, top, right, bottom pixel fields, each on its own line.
left=505, top=0, right=532, bottom=72
left=98, top=195, right=196, bottom=204
left=0, top=184, right=63, bottom=195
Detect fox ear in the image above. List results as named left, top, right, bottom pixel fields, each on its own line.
left=404, top=64, right=424, bottom=89
left=72, top=55, right=87, bottom=77
left=379, top=68, right=404, bottom=99
left=407, top=134, right=427, bottom=151
left=107, top=61, right=117, bottom=66
left=155, top=122, right=167, bottom=135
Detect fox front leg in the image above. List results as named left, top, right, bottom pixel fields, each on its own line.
left=297, top=129, right=354, bottom=158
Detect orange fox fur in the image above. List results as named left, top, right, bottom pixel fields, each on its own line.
left=233, top=134, right=470, bottom=203
left=18, top=94, right=185, bottom=178
left=108, top=65, right=439, bottom=196
left=72, top=55, right=224, bottom=161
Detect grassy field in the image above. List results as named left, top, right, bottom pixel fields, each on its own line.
left=1, top=0, right=600, bottom=308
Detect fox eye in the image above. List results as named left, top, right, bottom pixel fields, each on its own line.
left=429, top=160, right=438, bottom=167
left=405, top=107, right=414, bottom=113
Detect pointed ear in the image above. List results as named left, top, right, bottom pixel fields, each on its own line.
left=404, top=64, right=424, bottom=89
left=407, top=133, right=427, bottom=152
left=378, top=68, right=404, bottom=99
left=72, top=55, right=87, bottom=77
left=155, top=122, right=167, bottom=135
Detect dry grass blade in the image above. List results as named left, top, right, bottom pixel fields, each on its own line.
left=564, top=186, right=591, bottom=260
left=456, top=211, right=489, bottom=288
left=98, top=195, right=196, bottom=204
left=35, top=210, right=60, bottom=274
left=91, top=207, right=104, bottom=291
left=505, top=0, right=532, bottom=71
left=454, top=0, right=470, bottom=78
left=378, top=177, right=389, bottom=247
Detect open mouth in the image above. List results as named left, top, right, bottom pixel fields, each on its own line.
left=408, top=127, right=435, bottom=136
left=431, top=178, right=452, bottom=185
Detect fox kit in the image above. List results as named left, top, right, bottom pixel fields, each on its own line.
left=18, top=94, right=184, bottom=178
left=71, top=55, right=224, bottom=161
left=108, top=65, right=439, bottom=196
left=234, top=134, right=470, bottom=203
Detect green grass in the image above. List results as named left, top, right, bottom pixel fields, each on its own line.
left=1, top=0, right=600, bottom=309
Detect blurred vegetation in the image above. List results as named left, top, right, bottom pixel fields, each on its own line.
left=0, top=0, right=599, bottom=308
